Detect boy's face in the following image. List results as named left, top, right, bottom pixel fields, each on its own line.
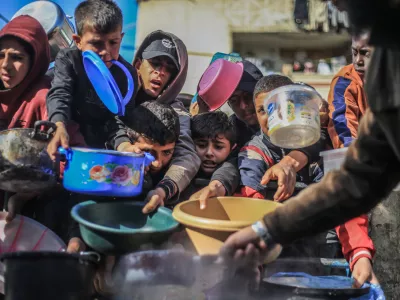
left=73, top=26, right=124, bottom=68
left=135, top=57, right=176, bottom=98
left=137, top=136, right=175, bottom=174
left=194, top=135, right=231, bottom=175
left=228, top=90, right=258, bottom=126
left=0, top=37, right=31, bottom=89
left=351, top=34, right=372, bottom=82
left=254, top=92, right=270, bottom=136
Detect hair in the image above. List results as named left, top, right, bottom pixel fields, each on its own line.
left=74, top=0, right=123, bottom=36
left=191, top=111, right=236, bottom=146
left=253, top=74, right=294, bottom=100
left=125, top=101, right=180, bottom=146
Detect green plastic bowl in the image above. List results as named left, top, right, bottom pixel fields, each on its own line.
left=71, top=201, right=179, bottom=254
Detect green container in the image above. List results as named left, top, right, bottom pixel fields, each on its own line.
left=71, top=201, right=179, bottom=255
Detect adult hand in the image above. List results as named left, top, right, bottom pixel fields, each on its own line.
left=143, top=187, right=165, bottom=214
left=66, top=237, right=86, bottom=253
left=220, top=225, right=268, bottom=269
left=352, top=257, right=379, bottom=288
left=189, top=180, right=226, bottom=210
left=6, top=193, right=38, bottom=223
left=47, top=122, right=69, bottom=161
left=260, top=159, right=297, bottom=201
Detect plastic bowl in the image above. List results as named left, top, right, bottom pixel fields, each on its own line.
left=71, top=201, right=179, bottom=254
left=172, top=197, right=282, bottom=263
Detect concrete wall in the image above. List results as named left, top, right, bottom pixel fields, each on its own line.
left=136, top=0, right=232, bottom=95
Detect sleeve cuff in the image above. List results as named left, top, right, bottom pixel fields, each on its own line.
left=210, top=175, right=230, bottom=195
left=349, top=248, right=373, bottom=270
left=114, top=136, right=130, bottom=150
left=49, top=113, right=68, bottom=124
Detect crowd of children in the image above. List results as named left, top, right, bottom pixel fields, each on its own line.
left=0, top=0, right=379, bottom=296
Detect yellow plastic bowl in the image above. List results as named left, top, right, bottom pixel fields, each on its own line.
left=172, top=197, right=282, bottom=263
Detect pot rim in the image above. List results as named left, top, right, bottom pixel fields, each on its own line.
left=0, top=251, right=100, bottom=264
left=71, top=201, right=179, bottom=234
left=172, top=197, right=282, bottom=232
left=68, top=147, right=145, bottom=158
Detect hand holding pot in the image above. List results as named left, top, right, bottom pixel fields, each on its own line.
left=66, top=237, right=87, bottom=253
left=47, top=122, right=69, bottom=160
left=143, top=187, right=165, bottom=214
left=352, top=257, right=379, bottom=288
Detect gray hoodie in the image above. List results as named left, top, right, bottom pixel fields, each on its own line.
left=132, top=30, right=200, bottom=194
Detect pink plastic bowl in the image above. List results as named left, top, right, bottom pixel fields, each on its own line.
left=198, top=59, right=244, bottom=111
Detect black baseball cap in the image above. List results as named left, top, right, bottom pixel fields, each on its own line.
left=142, top=38, right=179, bottom=70
left=236, top=60, right=263, bottom=93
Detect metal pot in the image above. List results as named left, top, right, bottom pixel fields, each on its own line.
left=0, top=121, right=58, bottom=193
left=12, top=1, right=75, bottom=61
left=1, top=251, right=100, bottom=300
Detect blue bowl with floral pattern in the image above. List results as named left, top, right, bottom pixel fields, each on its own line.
left=59, top=147, right=154, bottom=197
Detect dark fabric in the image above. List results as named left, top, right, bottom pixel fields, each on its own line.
left=294, top=0, right=309, bottom=25
left=229, top=114, right=259, bottom=150
left=237, top=60, right=263, bottom=93
left=46, top=46, right=138, bottom=148
left=210, top=155, right=239, bottom=196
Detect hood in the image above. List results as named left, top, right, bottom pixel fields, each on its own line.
left=333, top=64, right=363, bottom=87
left=0, top=15, right=51, bottom=104
left=133, top=30, right=188, bottom=105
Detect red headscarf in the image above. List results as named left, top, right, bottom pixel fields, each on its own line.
left=0, top=15, right=51, bottom=129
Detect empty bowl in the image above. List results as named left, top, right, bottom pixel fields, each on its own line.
left=71, top=201, right=179, bottom=254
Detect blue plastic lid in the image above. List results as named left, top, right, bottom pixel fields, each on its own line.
left=82, top=50, right=134, bottom=116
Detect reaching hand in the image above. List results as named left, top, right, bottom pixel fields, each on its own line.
left=143, top=187, right=166, bottom=214
left=6, top=193, right=38, bottom=223
left=260, top=161, right=296, bottom=202
left=189, top=180, right=226, bottom=210
left=352, top=257, right=379, bottom=288
left=47, top=122, right=69, bottom=161
left=220, top=225, right=268, bottom=269
left=66, top=237, right=86, bottom=253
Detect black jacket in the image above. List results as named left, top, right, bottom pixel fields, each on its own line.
left=46, top=47, right=138, bottom=149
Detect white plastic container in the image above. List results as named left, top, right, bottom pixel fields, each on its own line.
left=320, top=147, right=400, bottom=191
left=320, top=148, right=348, bottom=174
left=264, top=84, right=322, bottom=149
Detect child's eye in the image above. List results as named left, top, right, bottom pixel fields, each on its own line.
left=215, top=145, right=225, bottom=150
left=195, top=143, right=207, bottom=148
left=257, top=107, right=265, bottom=113
left=162, top=150, right=173, bottom=156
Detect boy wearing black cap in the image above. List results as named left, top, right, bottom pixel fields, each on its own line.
left=117, top=30, right=200, bottom=214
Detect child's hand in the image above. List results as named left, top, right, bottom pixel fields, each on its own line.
left=6, top=192, right=39, bottom=223
left=47, top=122, right=69, bottom=161
left=189, top=180, right=226, bottom=210
left=260, top=161, right=296, bottom=202
left=352, top=257, right=379, bottom=288
left=143, top=187, right=165, bottom=214
left=66, top=237, right=86, bottom=253
left=117, top=141, right=154, bottom=154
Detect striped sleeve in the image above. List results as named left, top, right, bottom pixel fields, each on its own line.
left=335, top=215, right=376, bottom=271
left=238, top=145, right=273, bottom=196
left=328, top=77, right=361, bottom=148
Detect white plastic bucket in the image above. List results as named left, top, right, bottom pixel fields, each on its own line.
left=264, top=84, right=322, bottom=149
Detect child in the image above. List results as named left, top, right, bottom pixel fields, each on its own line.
left=182, top=111, right=239, bottom=207
left=121, top=30, right=200, bottom=213
left=124, top=101, right=180, bottom=212
left=240, top=75, right=376, bottom=281
left=46, top=0, right=137, bottom=155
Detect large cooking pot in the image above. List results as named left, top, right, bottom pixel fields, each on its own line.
left=0, top=121, right=58, bottom=193
left=59, top=147, right=154, bottom=197
left=1, top=251, right=100, bottom=300
left=12, top=1, right=75, bottom=61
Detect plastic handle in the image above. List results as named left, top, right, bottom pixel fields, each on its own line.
left=144, top=152, right=155, bottom=166
left=112, top=60, right=134, bottom=107
left=57, top=147, right=72, bottom=161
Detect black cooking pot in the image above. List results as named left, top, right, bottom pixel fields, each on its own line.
left=0, top=121, right=58, bottom=193
left=260, top=273, right=370, bottom=300
left=1, top=251, right=100, bottom=300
